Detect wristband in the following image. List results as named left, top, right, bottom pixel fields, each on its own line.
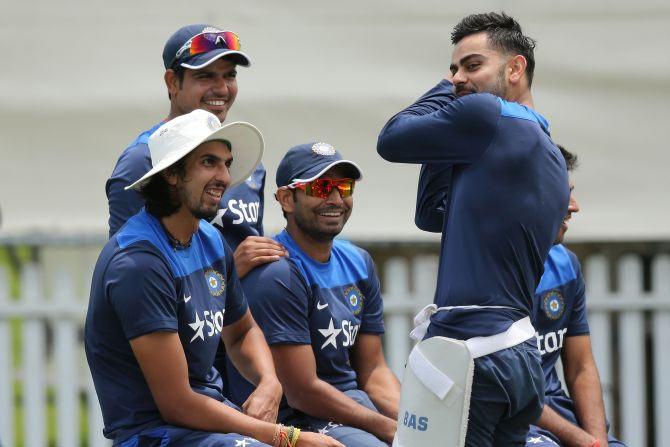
left=590, top=440, right=601, bottom=447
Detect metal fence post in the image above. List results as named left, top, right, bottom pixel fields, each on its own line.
left=54, top=268, right=78, bottom=447
left=652, top=255, right=670, bottom=447
left=22, top=263, right=47, bottom=447
left=617, top=255, right=646, bottom=446
left=0, top=268, right=14, bottom=447
left=585, top=255, right=615, bottom=425
left=383, top=257, right=411, bottom=379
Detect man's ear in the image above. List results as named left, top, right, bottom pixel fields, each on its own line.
left=275, top=189, right=296, bottom=215
left=164, top=69, right=180, bottom=99
left=507, top=55, right=528, bottom=86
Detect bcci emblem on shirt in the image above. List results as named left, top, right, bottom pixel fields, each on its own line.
left=204, top=269, right=226, bottom=297
left=344, top=285, right=364, bottom=316
left=542, top=290, right=565, bottom=320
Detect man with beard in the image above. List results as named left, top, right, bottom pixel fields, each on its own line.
left=528, top=146, right=625, bottom=447
left=377, top=12, right=569, bottom=447
left=229, top=143, right=400, bottom=446
left=86, top=110, right=341, bottom=447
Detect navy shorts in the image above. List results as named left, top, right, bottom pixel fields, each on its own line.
left=286, top=389, right=387, bottom=447
left=466, top=339, right=545, bottom=447
left=116, top=426, right=270, bottom=447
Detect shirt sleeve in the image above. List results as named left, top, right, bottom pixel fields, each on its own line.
left=567, top=255, right=590, bottom=336
left=241, top=259, right=312, bottom=345
left=415, top=163, right=453, bottom=232
left=105, top=246, right=178, bottom=340
left=377, top=80, right=500, bottom=165
left=222, top=240, right=249, bottom=326
left=359, top=252, right=385, bottom=334
left=106, top=143, right=151, bottom=238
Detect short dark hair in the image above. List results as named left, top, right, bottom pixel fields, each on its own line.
left=451, top=12, right=537, bottom=87
left=139, top=156, right=188, bottom=218
left=557, top=144, right=578, bottom=172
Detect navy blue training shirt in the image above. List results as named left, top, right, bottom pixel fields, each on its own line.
left=106, top=122, right=266, bottom=249
left=85, top=210, right=248, bottom=442
left=377, top=80, right=569, bottom=340
left=533, top=244, right=590, bottom=398
left=227, top=230, right=385, bottom=417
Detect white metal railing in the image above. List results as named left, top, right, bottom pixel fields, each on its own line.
left=0, top=254, right=668, bottom=446
left=382, top=254, right=670, bottom=447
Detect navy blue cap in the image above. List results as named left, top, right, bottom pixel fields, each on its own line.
left=276, top=142, right=363, bottom=188
left=162, top=24, right=251, bottom=70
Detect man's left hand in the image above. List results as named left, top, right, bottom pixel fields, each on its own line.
left=242, top=377, right=282, bottom=423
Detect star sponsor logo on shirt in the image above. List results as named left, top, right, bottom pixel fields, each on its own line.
left=318, top=318, right=342, bottom=350
left=317, top=318, right=360, bottom=350
left=188, top=308, right=226, bottom=343
left=344, top=285, right=364, bottom=316
left=209, top=199, right=260, bottom=227
left=204, top=269, right=226, bottom=297
left=542, top=290, right=565, bottom=320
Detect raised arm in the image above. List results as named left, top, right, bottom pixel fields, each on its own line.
left=414, top=163, right=453, bottom=232
left=377, top=80, right=499, bottom=164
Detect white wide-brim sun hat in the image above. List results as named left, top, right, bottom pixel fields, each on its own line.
left=125, top=109, right=264, bottom=191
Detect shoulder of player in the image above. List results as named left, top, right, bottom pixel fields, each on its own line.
left=332, top=239, right=375, bottom=266
left=243, top=257, right=308, bottom=301
left=537, top=245, right=580, bottom=293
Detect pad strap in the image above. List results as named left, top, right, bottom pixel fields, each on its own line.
left=408, top=344, right=455, bottom=400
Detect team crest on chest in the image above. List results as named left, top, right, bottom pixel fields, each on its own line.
left=542, top=290, right=564, bottom=320
left=204, top=269, right=226, bottom=297
left=344, top=285, right=364, bottom=315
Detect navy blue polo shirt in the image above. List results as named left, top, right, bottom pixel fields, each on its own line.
left=533, top=244, right=590, bottom=397
left=85, top=210, right=248, bottom=442
left=227, top=230, right=385, bottom=417
left=378, top=80, right=569, bottom=340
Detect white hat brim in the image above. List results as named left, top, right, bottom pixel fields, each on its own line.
left=125, top=121, right=263, bottom=191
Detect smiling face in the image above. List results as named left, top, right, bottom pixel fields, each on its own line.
left=449, top=32, right=510, bottom=99
left=167, top=140, right=232, bottom=221
left=284, top=165, right=355, bottom=243
left=166, top=58, right=239, bottom=122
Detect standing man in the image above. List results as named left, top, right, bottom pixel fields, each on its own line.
left=377, top=12, right=569, bottom=446
left=105, top=24, right=286, bottom=390
left=86, top=109, right=340, bottom=447
left=230, top=143, right=400, bottom=446
left=528, top=146, right=625, bottom=447
left=106, top=24, right=286, bottom=275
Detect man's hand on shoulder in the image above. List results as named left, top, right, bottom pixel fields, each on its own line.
left=242, top=376, right=282, bottom=423
left=234, top=236, right=288, bottom=278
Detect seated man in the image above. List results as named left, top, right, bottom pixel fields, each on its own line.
left=528, top=146, right=626, bottom=447
left=230, top=142, right=400, bottom=446
left=85, top=110, right=339, bottom=447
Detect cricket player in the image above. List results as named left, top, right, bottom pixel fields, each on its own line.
left=527, top=146, right=626, bottom=447
left=86, top=110, right=340, bottom=447
left=377, top=12, right=570, bottom=446
left=229, top=143, right=401, bottom=446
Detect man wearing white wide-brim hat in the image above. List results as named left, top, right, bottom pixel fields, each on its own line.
left=85, top=110, right=342, bottom=447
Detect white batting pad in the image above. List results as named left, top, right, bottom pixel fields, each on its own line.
left=393, top=337, right=474, bottom=447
